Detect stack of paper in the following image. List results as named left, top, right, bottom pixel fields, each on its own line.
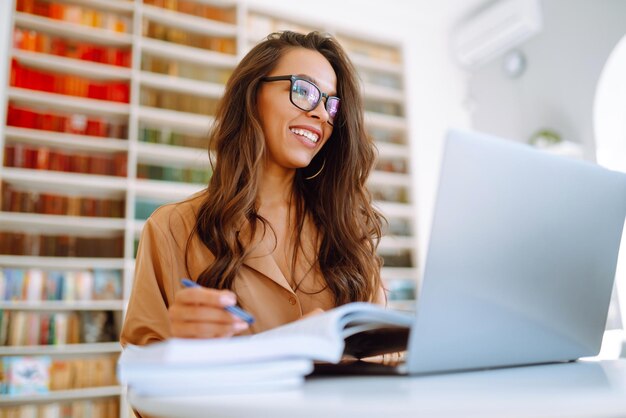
left=117, top=337, right=315, bottom=396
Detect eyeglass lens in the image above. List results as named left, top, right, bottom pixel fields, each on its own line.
left=291, top=79, right=339, bottom=124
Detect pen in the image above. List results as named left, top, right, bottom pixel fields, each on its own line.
left=180, top=278, right=255, bottom=325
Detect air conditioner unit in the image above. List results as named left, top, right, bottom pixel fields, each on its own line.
left=452, top=0, right=543, bottom=69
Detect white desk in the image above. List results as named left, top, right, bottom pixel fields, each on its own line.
left=129, top=359, right=626, bottom=418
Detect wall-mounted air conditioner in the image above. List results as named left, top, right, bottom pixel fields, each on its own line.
left=452, top=0, right=543, bottom=69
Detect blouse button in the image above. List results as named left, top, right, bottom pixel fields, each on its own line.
left=288, top=296, right=297, bottom=305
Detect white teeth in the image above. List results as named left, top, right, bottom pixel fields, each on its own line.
left=290, top=128, right=319, bottom=143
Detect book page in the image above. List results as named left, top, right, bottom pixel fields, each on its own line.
left=253, top=302, right=412, bottom=340
left=251, top=305, right=353, bottom=342
left=338, top=309, right=413, bottom=338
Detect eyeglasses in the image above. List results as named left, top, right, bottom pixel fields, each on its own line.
left=261, top=75, right=340, bottom=125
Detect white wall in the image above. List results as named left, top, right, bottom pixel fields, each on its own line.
left=467, top=0, right=626, bottom=159
left=466, top=0, right=626, bottom=329
left=406, top=19, right=472, bottom=268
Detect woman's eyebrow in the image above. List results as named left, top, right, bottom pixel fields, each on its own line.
left=295, top=73, right=337, bottom=95
left=295, top=73, right=316, bottom=83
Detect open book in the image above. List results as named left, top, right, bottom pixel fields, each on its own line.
left=253, top=302, right=413, bottom=362
left=121, top=302, right=413, bottom=367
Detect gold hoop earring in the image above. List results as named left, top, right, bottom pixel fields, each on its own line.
left=305, top=159, right=326, bottom=180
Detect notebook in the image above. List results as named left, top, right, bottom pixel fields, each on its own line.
left=322, top=128, right=626, bottom=375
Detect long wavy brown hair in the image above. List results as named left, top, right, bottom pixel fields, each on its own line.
left=186, top=31, right=384, bottom=305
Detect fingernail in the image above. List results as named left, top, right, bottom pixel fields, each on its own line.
left=219, top=292, right=236, bottom=306
left=234, top=321, right=249, bottom=331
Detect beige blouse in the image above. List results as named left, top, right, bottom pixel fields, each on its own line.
left=121, top=192, right=382, bottom=346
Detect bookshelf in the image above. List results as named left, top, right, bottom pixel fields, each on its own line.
left=0, top=0, right=417, bottom=416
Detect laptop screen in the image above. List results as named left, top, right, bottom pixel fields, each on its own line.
left=405, top=129, right=626, bottom=374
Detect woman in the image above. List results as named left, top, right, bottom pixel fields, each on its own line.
left=121, top=31, right=385, bottom=346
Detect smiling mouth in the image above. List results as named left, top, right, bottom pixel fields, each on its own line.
left=290, top=128, right=320, bottom=143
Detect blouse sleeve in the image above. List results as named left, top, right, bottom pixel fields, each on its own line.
left=120, top=215, right=175, bottom=346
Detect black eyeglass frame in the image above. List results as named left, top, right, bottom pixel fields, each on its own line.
left=260, top=75, right=340, bottom=125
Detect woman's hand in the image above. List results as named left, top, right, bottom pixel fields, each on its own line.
left=168, top=287, right=249, bottom=338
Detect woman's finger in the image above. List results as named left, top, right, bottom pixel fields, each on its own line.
left=168, top=303, right=241, bottom=324
left=175, top=287, right=236, bottom=307
left=170, top=319, right=249, bottom=339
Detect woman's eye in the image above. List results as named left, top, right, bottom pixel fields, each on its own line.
left=294, top=86, right=309, bottom=96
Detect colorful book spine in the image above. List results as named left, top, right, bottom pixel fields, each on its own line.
left=0, top=399, right=120, bottom=417
left=0, top=354, right=118, bottom=399
left=2, top=356, right=51, bottom=395
left=16, top=0, right=130, bottom=33
left=0, top=233, right=124, bottom=257
left=137, top=163, right=210, bottom=184
left=7, top=103, right=128, bottom=138
left=0, top=268, right=122, bottom=302
left=13, top=28, right=132, bottom=67
left=10, top=59, right=130, bottom=103
left=144, top=0, right=236, bottom=24
left=139, top=126, right=207, bottom=149
left=143, top=20, right=236, bottom=54
left=24, top=269, right=44, bottom=301
left=4, top=144, right=127, bottom=177
left=1, top=311, right=119, bottom=346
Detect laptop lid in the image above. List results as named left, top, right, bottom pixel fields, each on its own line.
left=405, top=129, right=626, bottom=374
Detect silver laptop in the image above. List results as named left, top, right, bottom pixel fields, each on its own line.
left=320, top=129, right=626, bottom=375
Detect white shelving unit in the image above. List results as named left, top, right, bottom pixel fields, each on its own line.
left=0, top=300, right=125, bottom=311
left=0, top=342, right=122, bottom=356
left=0, top=386, right=123, bottom=406
left=0, top=1, right=417, bottom=416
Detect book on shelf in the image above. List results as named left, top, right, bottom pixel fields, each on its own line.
left=4, top=143, right=128, bottom=177
left=0, top=233, right=125, bottom=258
left=144, top=0, right=236, bottom=23
left=119, top=302, right=412, bottom=396
left=14, top=27, right=133, bottom=67
left=17, top=0, right=131, bottom=33
left=0, top=310, right=9, bottom=347
left=1, top=398, right=120, bottom=418
left=0, top=268, right=123, bottom=302
left=0, top=354, right=118, bottom=394
left=7, top=103, right=129, bottom=138
left=10, top=59, right=131, bottom=102
left=0, top=310, right=120, bottom=346
left=54, top=355, right=119, bottom=391
left=3, top=356, right=51, bottom=395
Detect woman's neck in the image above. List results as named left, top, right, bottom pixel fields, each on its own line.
left=257, top=165, right=296, bottom=210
